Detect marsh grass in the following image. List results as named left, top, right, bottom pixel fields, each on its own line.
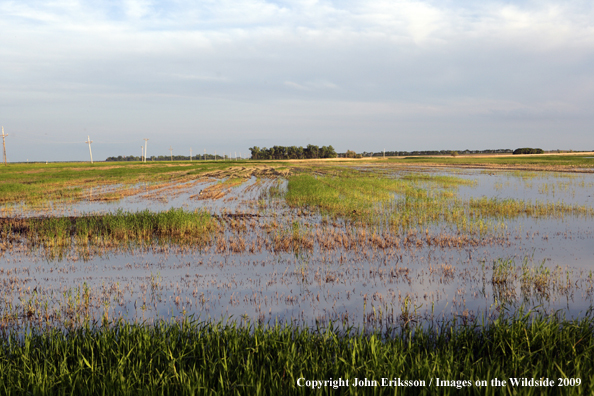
left=492, top=258, right=517, bottom=285
left=6, top=209, right=217, bottom=250
left=520, top=262, right=573, bottom=300
left=0, top=313, right=592, bottom=395
left=286, top=170, right=593, bottom=234
left=487, top=257, right=578, bottom=305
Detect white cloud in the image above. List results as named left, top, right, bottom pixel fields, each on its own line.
left=124, top=0, right=152, bottom=19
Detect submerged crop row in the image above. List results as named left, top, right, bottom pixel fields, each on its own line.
left=0, top=313, right=592, bottom=395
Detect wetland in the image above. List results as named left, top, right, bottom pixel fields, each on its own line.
left=1, top=157, right=593, bottom=394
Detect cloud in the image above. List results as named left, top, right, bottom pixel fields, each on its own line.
left=1, top=0, right=594, bottom=160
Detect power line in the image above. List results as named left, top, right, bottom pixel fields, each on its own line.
left=1, top=126, right=8, bottom=166
left=85, top=135, right=93, bottom=164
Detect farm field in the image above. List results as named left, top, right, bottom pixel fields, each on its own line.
left=1, top=157, right=593, bottom=394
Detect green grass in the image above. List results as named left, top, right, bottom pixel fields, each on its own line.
left=2, top=208, right=217, bottom=249
left=0, top=313, right=591, bottom=395
left=286, top=170, right=469, bottom=220
left=286, top=169, right=594, bottom=233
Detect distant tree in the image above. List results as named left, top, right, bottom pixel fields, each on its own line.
left=320, top=145, right=337, bottom=158
left=249, top=147, right=261, bottom=159
left=248, top=144, right=336, bottom=160
left=513, top=148, right=544, bottom=155
left=304, top=144, right=319, bottom=159
left=345, top=150, right=356, bottom=158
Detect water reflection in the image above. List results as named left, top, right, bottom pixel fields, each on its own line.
left=0, top=166, right=593, bottom=332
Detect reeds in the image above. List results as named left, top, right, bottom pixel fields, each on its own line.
left=20, top=208, right=217, bottom=249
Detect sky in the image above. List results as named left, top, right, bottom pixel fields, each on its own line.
left=1, top=0, right=593, bottom=162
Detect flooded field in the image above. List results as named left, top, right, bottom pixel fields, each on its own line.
left=1, top=164, right=593, bottom=333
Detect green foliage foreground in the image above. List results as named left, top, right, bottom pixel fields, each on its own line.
left=0, top=313, right=592, bottom=395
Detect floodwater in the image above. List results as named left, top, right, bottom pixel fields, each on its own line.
left=1, top=166, right=593, bottom=332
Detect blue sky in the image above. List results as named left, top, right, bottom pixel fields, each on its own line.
left=1, top=0, right=593, bottom=161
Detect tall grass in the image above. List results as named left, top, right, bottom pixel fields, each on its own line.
left=24, top=208, right=216, bottom=248
left=0, top=312, right=592, bottom=395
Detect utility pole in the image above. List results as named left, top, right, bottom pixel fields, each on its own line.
left=169, top=146, right=173, bottom=161
left=203, top=149, right=206, bottom=161
left=1, top=127, right=7, bottom=166
left=85, top=135, right=93, bottom=164
left=143, top=139, right=149, bottom=163
left=190, top=148, right=192, bottom=161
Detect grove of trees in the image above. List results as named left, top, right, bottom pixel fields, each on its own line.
left=513, top=148, right=544, bottom=155
left=249, top=145, right=337, bottom=160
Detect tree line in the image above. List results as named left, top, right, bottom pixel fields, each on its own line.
left=360, top=149, right=514, bottom=157
left=105, top=154, right=240, bottom=162
left=106, top=147, right=549, bottom=162
left=249, top=145, right=337, bottom=160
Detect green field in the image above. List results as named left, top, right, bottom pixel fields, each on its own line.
left=0, top=313, right=592, bottom=395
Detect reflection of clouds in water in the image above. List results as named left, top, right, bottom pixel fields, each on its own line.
left=456, top=170, right=594, bottom=205
left=3, top=224, right=593, bottom=332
